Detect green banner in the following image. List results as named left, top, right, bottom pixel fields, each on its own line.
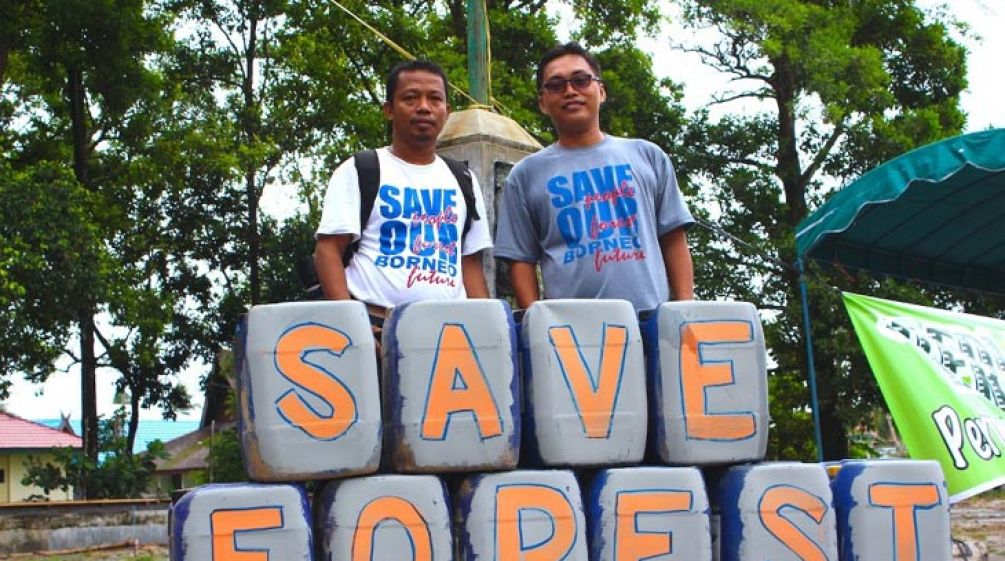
left=843, top=292, right=1005, bottom=502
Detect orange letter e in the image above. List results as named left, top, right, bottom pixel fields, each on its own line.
left=211, top=507, right=283, bottom=561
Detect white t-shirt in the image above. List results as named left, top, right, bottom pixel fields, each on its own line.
left=316, top=147, right=493, bottom=308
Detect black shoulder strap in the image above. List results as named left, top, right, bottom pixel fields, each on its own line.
left=343, top=151, right=479, bottom=266
left=441, top=156, right=480, bottom=236
left=343, top=149, right=380, bottom=266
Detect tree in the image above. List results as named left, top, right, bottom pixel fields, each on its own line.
left=678, top=0, right=969, bottom=459
left=22, top=408, right=168, bottom=500
left=2, top=0, right=226, bottom=485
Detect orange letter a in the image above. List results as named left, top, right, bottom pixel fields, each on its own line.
left=421, top=323, right=503, bottom=440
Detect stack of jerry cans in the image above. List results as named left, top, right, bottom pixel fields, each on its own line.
left=382, top=299, right=520, bottom=472
left=237, top=300, right=382, bottom=480
left=165, top=296, right=957, bottom=561
left=315, top=475, right=453, bottom=561
left=521, top=299, right=648, bottom=466
left=831, top=459, right=950, bottom=561
left=587, top=467, right=712, bottom=561
left=718, top=462, right=838, bottom=561
left=641, top=301, right=768, bottom=465
left=457, top=469, right=588, bottom=561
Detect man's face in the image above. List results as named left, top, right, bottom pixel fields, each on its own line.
left=538, top=54, right=605, bottom=135
left=383, top=70, right=449, bottom=148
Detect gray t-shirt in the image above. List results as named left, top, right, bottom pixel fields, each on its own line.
left=494, top=135, right=694, bottom=311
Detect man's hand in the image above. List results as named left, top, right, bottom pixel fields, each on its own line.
left=508, top=260, right=540, bottom=309
left=315, top=234, right=354, bottom=300
left=660, top=227, right=694, bottom=301
left=462, top=252, right=490, bottom=298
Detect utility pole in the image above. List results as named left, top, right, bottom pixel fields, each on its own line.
left=438, top=0, right=540, bottom=298
left=466, top=0, right=491, bottom=106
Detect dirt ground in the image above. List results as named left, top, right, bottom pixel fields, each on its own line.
left=953, top=494, right=1005, bottom=561
left=0, top=544, right=167, bottom=561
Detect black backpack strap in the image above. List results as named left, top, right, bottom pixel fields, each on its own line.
left=442, top=156, right=480, bottom=236
left=343, top=149, right=380, bottom=266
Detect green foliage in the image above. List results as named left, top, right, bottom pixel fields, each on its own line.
left=197, top=427, right=248, bottom=484
left=2, top=0, right=224, bottom=464
left=22, top=409, right=168, bottom=499
left=680, top=0, right=972, bottom=459
left=0, top=161, right=110, bottom=395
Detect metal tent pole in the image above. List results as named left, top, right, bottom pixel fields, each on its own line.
left=798, top=259, right=825, bottom=463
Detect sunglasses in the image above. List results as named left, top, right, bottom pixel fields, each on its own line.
left=541, top=73, right=602, bottom=94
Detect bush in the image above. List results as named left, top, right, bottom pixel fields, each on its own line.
left=22, top=409, right=168, bottom=499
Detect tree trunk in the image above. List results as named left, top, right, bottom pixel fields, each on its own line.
left=66, top=64, right=90, bottom=188
left=819, top=403, right=849, bottom=460
left=127, top=392, right=140, bottom=456
left=244, top=10, right=261, bottom=305
left=246, top=171, right=260, bottom=305
left=67, top=63, right=99, bottom=496
left=771, top=58, right=806, bottom=227
left=0, top=47, right=9, bottom=90
left=79, top=315, right=98, bottom=481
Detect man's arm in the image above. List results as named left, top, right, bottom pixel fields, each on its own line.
left=508, top=261, right=540, bottom=309
left=660, top=227, right=694, bottom=300
left=314, top=234, right=353, bottom=300
left=462, top=252, right=490, bottom=298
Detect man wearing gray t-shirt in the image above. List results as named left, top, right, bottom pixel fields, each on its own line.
left=494, top=42, right=695, bottom=312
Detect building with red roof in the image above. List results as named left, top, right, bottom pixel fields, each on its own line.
left=0, top=411, right=82, bottom=502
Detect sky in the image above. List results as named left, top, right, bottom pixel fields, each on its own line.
left=3, top=0, right=1002, bottom=423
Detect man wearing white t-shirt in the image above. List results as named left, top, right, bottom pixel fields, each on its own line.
left=314, top=60, right=491, bottom=327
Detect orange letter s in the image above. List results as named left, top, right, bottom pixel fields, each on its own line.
left=759, top=485, right=830, bottom=561
left=274, top=323, right=358, bottom=440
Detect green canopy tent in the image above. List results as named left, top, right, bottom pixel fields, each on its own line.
left=794, top=128, right=1005, bottom=460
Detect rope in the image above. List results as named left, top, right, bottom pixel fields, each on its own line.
left=329, top=0, right=514, bottom=115
left=694, top=217, right=798, bottom=274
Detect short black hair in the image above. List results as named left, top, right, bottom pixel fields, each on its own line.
left=385, top=60, right=449, bottom=102
left=536, top=42, right=602, bottom=92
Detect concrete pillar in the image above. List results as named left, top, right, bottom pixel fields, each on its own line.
left=437, top=108, right=541, bottom=298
